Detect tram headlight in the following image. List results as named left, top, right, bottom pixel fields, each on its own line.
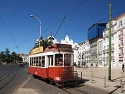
left=55, top=77, right=61, bottom=81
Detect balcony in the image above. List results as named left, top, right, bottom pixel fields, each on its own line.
left=103, top=33, right=109, bottom=38
left=119, top=53, right=124, bottom=57
left=105, top=56, right=114, bottom=60
left=119, top=43, right=124, bottom=48
left=103, top=50, right=105, bottom=53
left=106, top=49, right=109, bottom=52
left=111, top=47, right=114, bottom=51
left=103, top=57, right=105, bottom=60
left=119, top=34, right=124, bottom=39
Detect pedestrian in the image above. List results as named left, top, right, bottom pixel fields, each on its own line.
left=78, top=62, right=80, bottom=68
left=91, top=63, right=93, bottom=68
left=122, top=63, right=124, bottom=72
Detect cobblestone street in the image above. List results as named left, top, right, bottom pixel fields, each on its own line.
left=75, top=67, right=125, bottom=94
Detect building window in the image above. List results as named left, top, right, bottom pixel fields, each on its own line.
left=119, top=20, right=123, bottom=27
left=107, top=38, right=109, bottom=42
left=111, top=35, right=114, bottom=40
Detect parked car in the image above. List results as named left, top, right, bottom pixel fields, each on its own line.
left=19, top=63, right=24, bottom=67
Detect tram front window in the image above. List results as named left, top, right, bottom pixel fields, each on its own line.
left=64, top=54, right=71, bottom=66
left=55, top=54, right=63, bottom=66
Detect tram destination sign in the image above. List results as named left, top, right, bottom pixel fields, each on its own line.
left=56, top=44, right=72, bottom=49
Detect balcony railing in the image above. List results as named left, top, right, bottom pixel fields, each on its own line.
left=105, top=56, right=114, bottom=60
left=119, top=53, right=124, bottom=57
left=119, top=43, right=124, bottom=47
left=119, top=34, right=124, bottom=38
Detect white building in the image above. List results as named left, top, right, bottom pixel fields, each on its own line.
left=48, top=36, right=59, bottom=44
left=18, top=53, right=29, bottom=63
left=103, top=20, right=118, bottom=68
left=116, top=13, right=125, bottom=68
left=79, top=40, right=91, bottom=67
left=61, top=35, right=79, bottom=65
left=97, top=38, right=104, bottom=67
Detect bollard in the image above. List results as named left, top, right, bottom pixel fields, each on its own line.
left=121, top=79, right=123, bottom=93
left=104, top=77, right=106, bottom=88
left=75, top=73, right=78, bottom=86
left=81, top=72, right=82, bottom=81
left=91, top=73, right=93, bottom=83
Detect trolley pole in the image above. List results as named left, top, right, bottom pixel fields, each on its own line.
left=108, top=2, right=112, bottom=80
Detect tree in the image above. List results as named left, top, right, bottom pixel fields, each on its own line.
left=11, top=52, right=17, bottom=63
left=0, top=48, right=23, bottom=64
left=0, top=51, right=6, bottom=63
left=4, top=48, right=10, bottom=63
left=31, top=39, right=53, bottom=51
left=17, top=55, right=23, bottom=62
left=40, top=39, right=53, bottom=50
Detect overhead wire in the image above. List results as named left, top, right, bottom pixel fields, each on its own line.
left=54, top=16, right=66, bottom=38
left=42, top=0, right=88, bottom=36
left=16, top=1, right=125, bottom=51
left=0, top=16, right=18, bottom=49
left=67, top=9, right=125, bottom=37
left=36, top=0, right=40, bottom=18
left=65, top=0, right=87, bottom=16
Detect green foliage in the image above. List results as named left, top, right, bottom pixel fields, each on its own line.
left=40, top=39, right=53, bottom=50
left=0, top=48, right=23, bottom=64
left=31, top=38, right=53, bottom=52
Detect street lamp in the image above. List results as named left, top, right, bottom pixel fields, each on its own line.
left=30, top=15, right=42, bottom=39
left=30, top=15, right=42, bottom=47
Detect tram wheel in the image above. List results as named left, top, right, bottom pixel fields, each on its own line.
left=46, top=79, right=50, bottom=84
left=33, top=74, right=38, bottom=78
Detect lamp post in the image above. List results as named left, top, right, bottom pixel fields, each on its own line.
left=108, top=2, right=112, bottom=80
left=30, top=15, right=42, bottom=47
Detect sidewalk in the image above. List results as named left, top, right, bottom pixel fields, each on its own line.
left=75, top=67, right=125, bottom=94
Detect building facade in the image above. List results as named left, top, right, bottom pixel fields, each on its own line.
left=97, top=38, right=103, bottom=67
left=88, top=23, right=106, bottom=67
left=82, top=40, right=91, bottom=67
left=116, top=13, right=125, bottom=68
left=60, top=35, right=79, bottom=65
left=102, top=13, right=125, bottom=68
left=18, top=53, right=29, bottom=63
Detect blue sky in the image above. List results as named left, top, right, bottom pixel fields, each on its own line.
left=0, top=0, right=125, bottom=54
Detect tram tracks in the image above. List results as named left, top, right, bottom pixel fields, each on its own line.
left=0, top=70, right=18, bottom=90
left=59, top=84, right=109, bottom=94
left=60, top=86, right=87, bottom=94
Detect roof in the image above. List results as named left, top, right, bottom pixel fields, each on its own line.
left=88, top=23, right=107, bottom=30
left=115, top=12, right=125, bottom=20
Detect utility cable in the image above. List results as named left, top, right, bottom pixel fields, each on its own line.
left=0, top=17, right=18, bottom=49
left=54, top=16, right=66, bottom=38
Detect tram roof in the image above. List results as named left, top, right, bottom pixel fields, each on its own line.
left=30, top=43, right=73, bottom=55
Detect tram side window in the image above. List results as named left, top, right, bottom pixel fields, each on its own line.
left=42, top=56, right=45, bottom=67
left=64, top=54, right=71, bottom=66
left=39, top=56, right=41, bottom=66
left=48, top=55, right=53, bottom=66
left=33, top=57, right=35, bottom=66
left=36, top=57, right=38, bottom=66
left=34, top=57, right=35, bottom=66
left=30, top=58, right=33, bottom=66
left=55, top=54, right=63, bottom=66
left=31, top=57, right=33, bottom=66
left=33, top=57, right=38, bottom=66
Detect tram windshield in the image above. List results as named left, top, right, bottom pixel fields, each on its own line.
left=55, top=54, right=63, bottom=66
left=64, top=54, right=71, bottom=66
left=55, top=54, right=71, bottom=66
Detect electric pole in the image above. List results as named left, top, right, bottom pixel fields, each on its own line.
left=108, top=2, right=112, bottom=80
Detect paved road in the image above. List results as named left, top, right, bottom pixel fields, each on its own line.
left=0, top=64, right=30, bottom=94
left=0, top=64, right=118, bottom=94
left=75, top=67, right=125, bottom=94
left=22, top=76, right=109, bottom=94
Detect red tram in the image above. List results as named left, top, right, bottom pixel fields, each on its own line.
left=28, top=43, right=78, bottom=87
